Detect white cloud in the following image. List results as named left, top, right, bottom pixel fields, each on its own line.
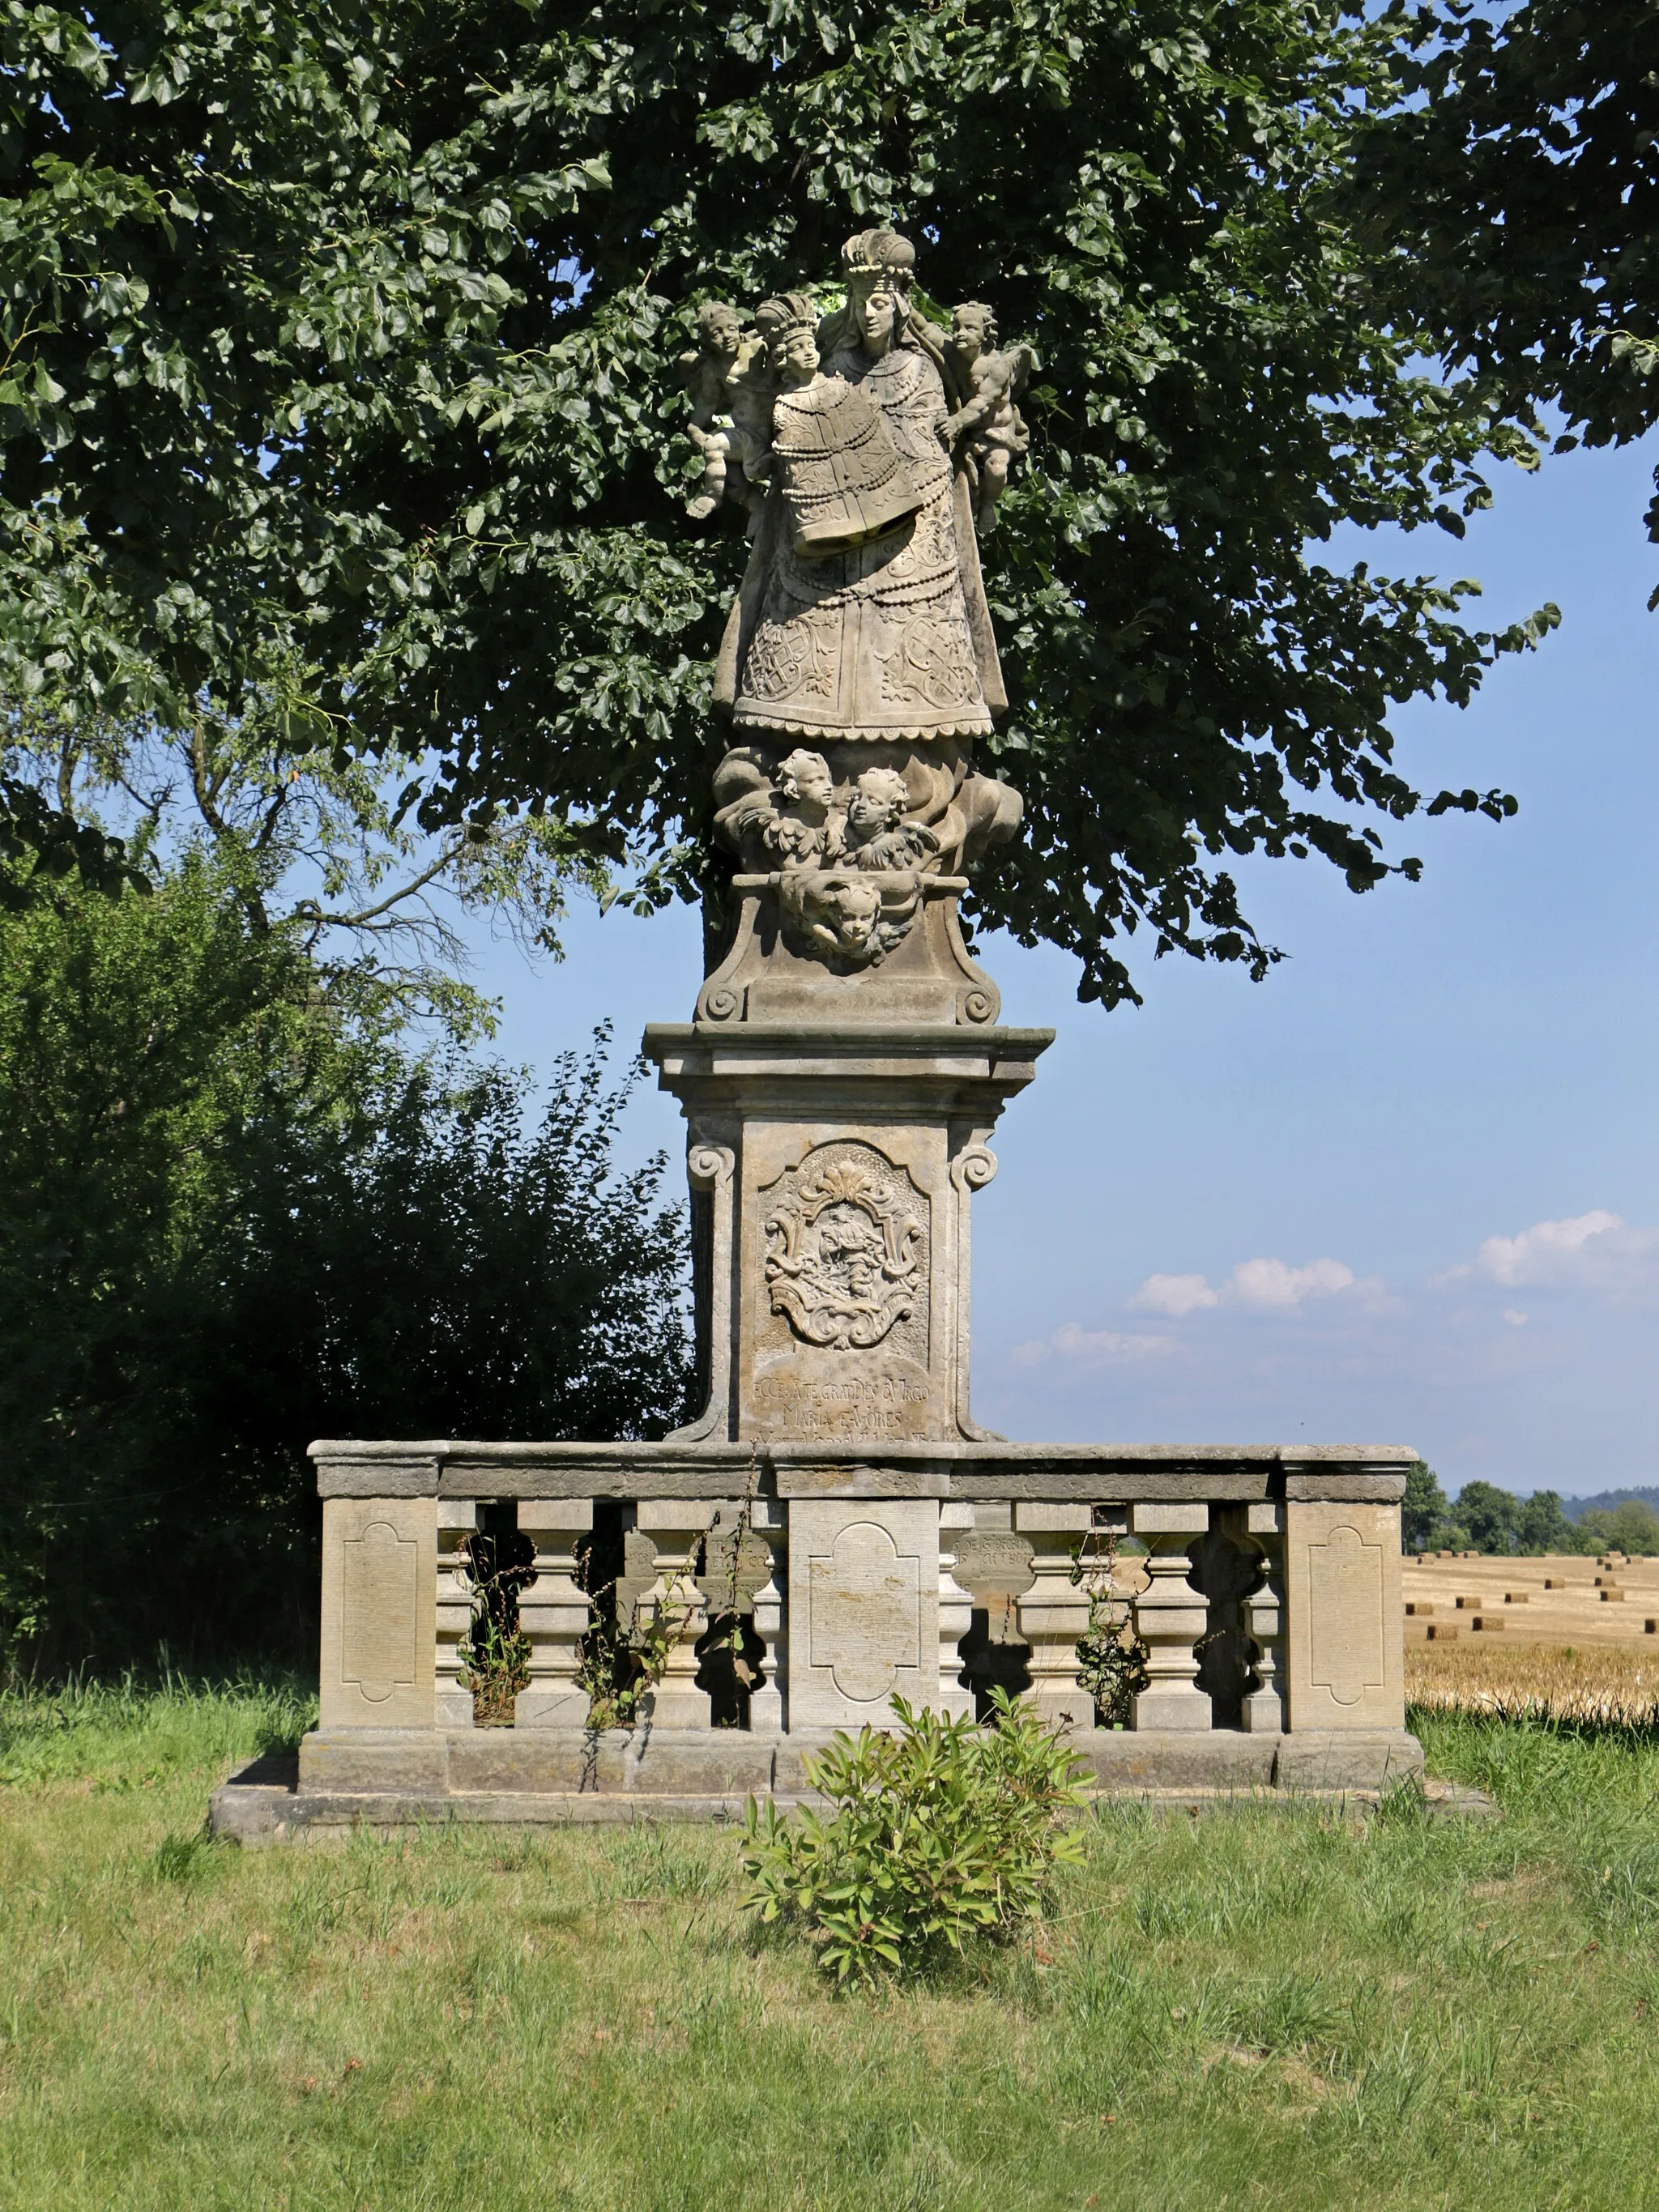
left=1502, top=1309, right=1529, bottom=1328
left=1473, top=1208, right=1623, bottom=1286
left=1226, top=1256, right=1356, bottom=1311
left=1128, top=1255, right=1360, bottom=1317
left=1131, top=1272, right=1218, bottom=1317
left=1013, top=1323, right=1182, bottom=1371
left=1439, top=1209, right=1659, bottom=1298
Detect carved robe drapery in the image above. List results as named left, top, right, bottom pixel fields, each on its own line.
left=714, top=338, right=1009, bottom=742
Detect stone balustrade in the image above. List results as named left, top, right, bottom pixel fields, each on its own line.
left=294, top=1439, right=1418, bottom=1816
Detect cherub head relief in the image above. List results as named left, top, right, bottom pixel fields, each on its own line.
left=774, top=748, right=834, bottom=824
left=695, top=299, right=744, bottom=364
left=949, top=300, right=997, bottom=364
left=846, top=766, right=909, bottom=845
left=754, top=292, right=821, bottom=391
left=842, top=767, right=940, bottom=873
left=766, top=748, right=836, bottom=861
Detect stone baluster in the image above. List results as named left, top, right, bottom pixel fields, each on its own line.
left=1014, top=1502, right=1095, bottom=1729
left=435, top=1501, right=479, bottom=1728
left=514, top=1499, right=595, bottom=1728
left=1240, top=1501, right=1286, bottom=1733
left=748, top=1497, right=787, bottom=1733
left=937, top=1502, right=977, bottom=1720
left=629, top=1500, right=716, bottom=1728
left=1130, top=1502, right=1212, bottom=1730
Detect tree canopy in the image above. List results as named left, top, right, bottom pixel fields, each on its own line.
left=1357, top=3, right=1659, bottom=573
left=2, top=0, right=1553, bottom=1005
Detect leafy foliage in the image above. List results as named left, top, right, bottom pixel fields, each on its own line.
left=574, top=1528, right=702, bottom=1734
left=3, top=685, right=598, bottom=1040
left=457, top=1520, right=538, bottom=1726
left=1069, top=1527, right=1149, bottom=1725
left=1355, top=3, right=1659, bottom=453
left=1405, top=1475, right=1658, bottom=1560
left=1576, top=1500, right=1659, bottom=1560
left=0, top=771, right=147, bottom=910
left=1355, top=4, right=1659, bottom=586
left=740, top=1691, right=1087, bottom=1984
left=1, top=0, right=1554, bottom=1004
left=0, top=854, right=692, bottom=1672
left=1401, top=1459, right=1450, bottom=1553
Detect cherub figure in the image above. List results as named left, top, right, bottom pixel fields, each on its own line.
left=763, top=748, right=840, bottom=864
left=678, top=301, right=771, bottom=520
left=941, top=301, right=1033, bottom=533
left=842, top=766, right=940, bottom=872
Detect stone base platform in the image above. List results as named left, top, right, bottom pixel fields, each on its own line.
left=209, top=1724, right=1427, bottom=1843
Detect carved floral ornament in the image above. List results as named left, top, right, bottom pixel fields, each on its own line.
left=763, top=1140, right=928, bottom=1353
left=676, top=230, right=1032, bottom=971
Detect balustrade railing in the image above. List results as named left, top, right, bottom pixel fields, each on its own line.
left=305, top=1443, right=1410, bottom=1801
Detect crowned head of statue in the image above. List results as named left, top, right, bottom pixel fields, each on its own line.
left=837, top=228, right=917, bottom=360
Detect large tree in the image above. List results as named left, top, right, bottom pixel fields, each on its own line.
left=2, top=0, right=1550, bottom=1004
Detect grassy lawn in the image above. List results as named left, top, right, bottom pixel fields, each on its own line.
left=3, top=1679, right=1659, bottom=2210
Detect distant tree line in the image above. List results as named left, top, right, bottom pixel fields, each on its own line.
left=1401, top=1466, right=1659, bottom=1559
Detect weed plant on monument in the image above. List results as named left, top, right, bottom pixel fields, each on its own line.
left=223, top=229, right=1419, bottom=1839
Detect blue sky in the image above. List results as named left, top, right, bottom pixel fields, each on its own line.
left=461, top=432, right=1659, bottom=1499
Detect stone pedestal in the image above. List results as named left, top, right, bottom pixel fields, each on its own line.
left=645, top=1013, right=1050, bottom=1450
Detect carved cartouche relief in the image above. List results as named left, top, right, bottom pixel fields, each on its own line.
left=762, top=1140, right=929, bottom=1358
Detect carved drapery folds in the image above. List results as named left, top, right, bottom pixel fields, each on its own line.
left=676, top=228, right=1031, bottom=976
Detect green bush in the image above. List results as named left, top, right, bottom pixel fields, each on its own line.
left=0, top=856, right=692, bottom=1673
left=739, top=1692, right=1087, bottom=1986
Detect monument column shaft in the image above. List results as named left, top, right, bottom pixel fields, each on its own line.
left=645, top=1020, right=1051, bottom=1448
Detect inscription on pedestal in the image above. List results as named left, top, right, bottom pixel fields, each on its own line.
left=808, top=1520, right=922, bottom=1701
left=341, top=1521, right=419, bottom=1702
left=753, top=1360, right=933, bottom=1441
left=788, top=1497, right=941, bottom=1725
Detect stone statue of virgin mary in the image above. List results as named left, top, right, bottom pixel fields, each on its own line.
left=712, top=228, right=1008, bottom=744
left=682, top=227, right=1026, bottom=967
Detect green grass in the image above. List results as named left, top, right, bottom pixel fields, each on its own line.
left=4, top=1683, right=1659, bottom=2209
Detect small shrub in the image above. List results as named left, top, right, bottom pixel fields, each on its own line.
left=574, top=1526, right=702, bottom=1733
left=1071, top=1528, right=1150, bottom=1725
left=739, top=1690, right=1087, bottom=1985
left=457, top=1527, right=535, bottom=1726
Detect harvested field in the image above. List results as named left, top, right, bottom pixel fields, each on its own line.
left=1407, top=1633, right=1659, bottom=1724
left=1402, top=1550, right=1659, bottom=1651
